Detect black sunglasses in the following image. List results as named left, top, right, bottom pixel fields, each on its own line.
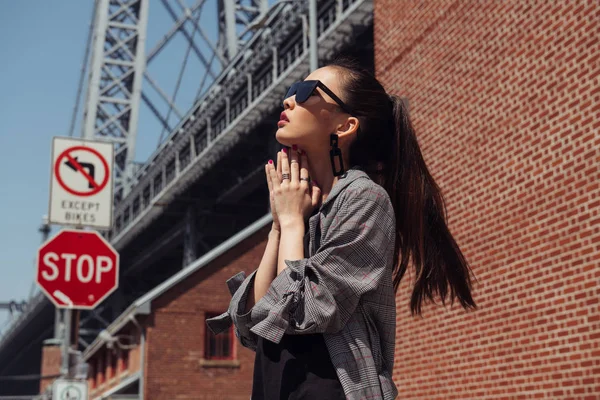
left=285, top=80, right=353, bottom=115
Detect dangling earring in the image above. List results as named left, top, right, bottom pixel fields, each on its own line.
left=329, top=134, right=345, bottom=176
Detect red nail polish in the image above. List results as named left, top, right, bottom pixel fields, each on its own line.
left=268, top=160, right=273, bottom=164
left=313, top=180, right=318, bottom=186
left=282, top=147, right=287, bottom=154
left=292, top=144, right=297, bottom=151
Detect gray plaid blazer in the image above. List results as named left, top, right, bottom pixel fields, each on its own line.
left=207, top=166, right=398, bottom=399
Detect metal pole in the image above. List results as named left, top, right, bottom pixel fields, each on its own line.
left=39, top=216, right=51, bottom=242
left=182, top=205, right=197, bottom=268
left=308, top=0, right=318, bottom=71
left=61, top=308, right=71, bottom=377
left=54, top=310, right=62, bottom=340
left=223, top=0, right=238, bottom=59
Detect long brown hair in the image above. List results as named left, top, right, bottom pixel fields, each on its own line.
left=329, top=57, right=478, bottom=316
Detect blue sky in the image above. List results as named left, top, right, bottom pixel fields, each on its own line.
left=0, top=0, right=248, bottom=331
left=0, top=1, right=95, bottom=330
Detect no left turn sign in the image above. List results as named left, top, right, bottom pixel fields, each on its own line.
left=48, top=138, right=114, bottom=229
left=55, top=146, right=110, bottom=196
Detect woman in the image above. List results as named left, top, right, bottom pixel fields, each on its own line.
left=207, top=57, right=477, bottom=400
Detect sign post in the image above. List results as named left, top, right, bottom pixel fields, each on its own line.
left=41, top=137, right=118, bottom=390
left=48, top=137, right=114, bottom=230
left=37, top=228, right=119, bottom=385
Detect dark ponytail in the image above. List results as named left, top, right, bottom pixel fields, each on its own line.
left=329, top=57, right=478, bottom=316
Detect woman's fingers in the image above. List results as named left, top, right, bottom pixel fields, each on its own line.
left=269, top=160, right=281, bottom=190
left=265, top=162, right=273, bottom=192
left=299, top=151, right=309, bottom=191
left=290, top=146, right=300, bottom=184
left=276, top=151, right=282, bottom=182
left=280, top=147, right=290, bottom=185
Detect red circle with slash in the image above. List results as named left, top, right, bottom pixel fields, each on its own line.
left=54, top=146, right=110, bottom=197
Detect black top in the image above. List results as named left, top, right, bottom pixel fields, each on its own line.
left=251, top=333, right=345, bottom=400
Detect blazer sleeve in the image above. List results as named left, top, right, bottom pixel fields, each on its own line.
left=205, top=269, right=259, bottom=351
left=248, top=184, right=396, bottom=344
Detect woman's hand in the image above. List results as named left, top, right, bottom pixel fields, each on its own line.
left=265, top=151, right=282, bottom=232
left=266, top=146, right=321, bottom=230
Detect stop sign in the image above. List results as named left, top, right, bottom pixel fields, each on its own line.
left=37, top=229, right=119, bottom=309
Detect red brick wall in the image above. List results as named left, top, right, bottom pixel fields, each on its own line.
left=375, top=1, right=599, bottom=398
left=39, top=342, right=61, bottom=393
left=143, top=224, right=270, bottom=400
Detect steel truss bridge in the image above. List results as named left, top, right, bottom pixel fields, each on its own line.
left=0, top=0, right=374, bottom=395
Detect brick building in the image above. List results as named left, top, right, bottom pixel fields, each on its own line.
left=375, top=1, right=599, bottom=399
left=79, top=215, right=272, bottom=399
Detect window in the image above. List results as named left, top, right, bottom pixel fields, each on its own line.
left=205, top=312, right=234, bottom=360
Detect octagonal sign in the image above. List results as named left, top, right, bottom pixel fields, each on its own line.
left=37, top=229, right=119, bottom=309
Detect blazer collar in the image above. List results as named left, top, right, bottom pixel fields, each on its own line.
left=319, top=165, right=370, bottom=210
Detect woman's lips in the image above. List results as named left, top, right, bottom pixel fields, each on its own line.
left=278, top=111, right=289, bottom=127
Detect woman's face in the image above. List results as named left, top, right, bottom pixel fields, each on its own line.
left=276, top=67, right=349, bottom=152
